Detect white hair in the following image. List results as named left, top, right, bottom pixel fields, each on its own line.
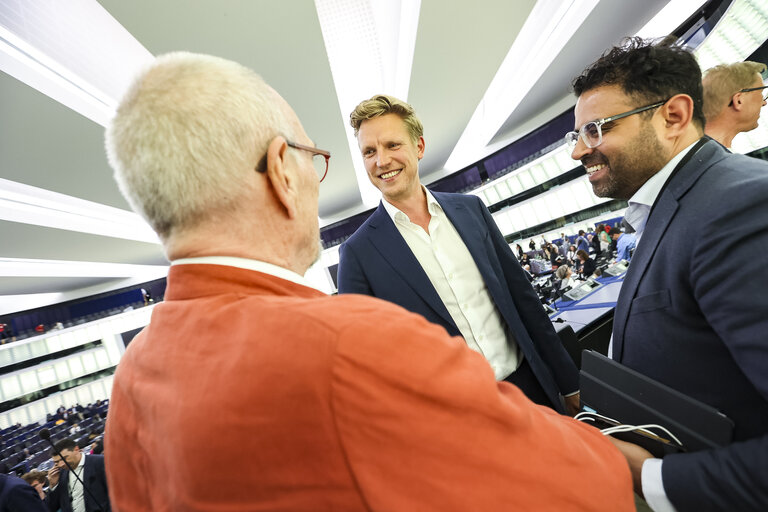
left=105, top=52, right=296, bottom=239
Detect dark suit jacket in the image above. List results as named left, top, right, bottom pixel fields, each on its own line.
left=337, top=192, right=579, bottom=412
left=47, top=455, right=110, bottom=512
left=612, top=139, right=768, bottom=511
left=0, top=474, right=47, bottom=512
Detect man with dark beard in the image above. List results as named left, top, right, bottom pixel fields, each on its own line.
left=567, top=37, right=768, bottom=512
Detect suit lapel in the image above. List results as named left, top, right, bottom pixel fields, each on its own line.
left=366, top=204, right=457, bottom=329
left=613, top=141, right=724, bottom=360
left=437, top=194, right=507, bottom=308
left=612, top=196, right=678, bottom=360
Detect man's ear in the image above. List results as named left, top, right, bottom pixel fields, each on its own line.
left=731, top=92, right=744, bottom=111
left=661, top=94, right=695, bottom=138
left=264, top=136, right=298, bottom=219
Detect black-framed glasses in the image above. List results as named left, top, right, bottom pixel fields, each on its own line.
left=565, top=99, right=669, bottom=150
left=729, top=84, right=768, bottom=106
left=287, top=141, right=331, bottom=182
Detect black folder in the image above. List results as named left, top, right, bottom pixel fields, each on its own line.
left=580, top=350, right=734, bottom=456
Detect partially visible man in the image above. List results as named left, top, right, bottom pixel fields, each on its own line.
left=612, top=230, right=635, bottom=262
left=104, top=52, right=633, bottom=511
left=568, top=37, right=768, bottom=511
left=46, top=438, right=109, bottom=512
left=0, top=474, right=47, bottom=512
left=337, top=94, right=580, bottom=415
left=20, top=471, right=47, bottom=500
left=575, top=229, right=590, bottom=252
left=702, top=60, right=767, bottom=149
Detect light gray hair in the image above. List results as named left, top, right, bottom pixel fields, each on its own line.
left=105, top=52, right=296, bottom=239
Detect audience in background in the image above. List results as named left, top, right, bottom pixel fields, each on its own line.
left=575, top=230, right=590, bottom=252
left=596, top=224, right=611, bottom=251
left=576, top=249, right=596, bottom=278
left=555, top=265, right=575, bottom=292
left=565, top=244, right=578, bottom=266
left=702, top=61, right=767, bottom=149
left=613, top=230, right=636, bottom=262
left=588, top=232, right=601, bottom=257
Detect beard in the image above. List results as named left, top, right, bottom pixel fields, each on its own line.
left=588, top=122, right=669, bottom=200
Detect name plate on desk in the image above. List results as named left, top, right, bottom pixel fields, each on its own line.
left=563, top=278, right=602, bottom=301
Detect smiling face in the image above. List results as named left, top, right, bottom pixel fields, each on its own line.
left=571, top=85, right=670, bottom=200
left=357, top=113, right=424, bottom=204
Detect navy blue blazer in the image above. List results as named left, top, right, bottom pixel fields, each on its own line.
left=612, top=139, right=768, bottom=511
left=47, top=454, right=110, bottom=512
left=337, top=192, right=579, bottom=412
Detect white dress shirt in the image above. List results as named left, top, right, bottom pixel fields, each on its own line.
left=171, top=256, right=316, bottom=290
left=68, top=453, right=87, bottom=512
left=614, top=140, right=699, bottom=512
left=381, top=189, right=521, bottom=380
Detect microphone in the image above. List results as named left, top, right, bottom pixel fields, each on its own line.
left=39, top=428, right=109, bottom=511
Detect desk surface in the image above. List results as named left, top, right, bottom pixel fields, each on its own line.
left=551, top=307, right=613, bottom=333
left=575, top=281, right=624, bottom=306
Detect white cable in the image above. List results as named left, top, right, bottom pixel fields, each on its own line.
left=600, top=423, right=683, bottom=447
left=574, top=411, right=619, bottom=424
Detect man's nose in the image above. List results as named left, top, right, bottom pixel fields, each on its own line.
left=569, top=137, right=592, bottom=162
left=377, top=149, right=391, bottom=168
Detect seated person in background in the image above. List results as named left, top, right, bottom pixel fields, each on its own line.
left=566, top=244, right=578, bottom=265
left=548, top=243, right=563, bottom=266
left=555, top=265, right=575, bottom=292
left=102, top=51, right=634, bottom=511
left=702, top=61, right=767, bottom=149
left=576, top=249, right=596, bottom=278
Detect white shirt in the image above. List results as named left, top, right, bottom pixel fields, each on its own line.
left=171, top=256, right=315, bottom=290
left=68, top=453, right=87, bottom=512
left=615, top=140, right=700, bottom=512
left=382, top=190, right=521, bottom=380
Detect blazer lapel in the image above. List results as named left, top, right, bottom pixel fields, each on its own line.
left=437, top=194, right=508, bottom=307
left=366, top=204, right=458, bottom=329
left=612, top=196, right=679, bottom=361
left=613, top=140, right=724, bottom=360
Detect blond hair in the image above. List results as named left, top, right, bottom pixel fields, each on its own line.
left=105, top=52, right=296, bottom=240
left=702, top=61, right=766, bottom=121
left=349, top=94, right=423, bottom=142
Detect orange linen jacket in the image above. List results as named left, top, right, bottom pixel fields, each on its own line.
left=105, top=263, right=633, bottom=511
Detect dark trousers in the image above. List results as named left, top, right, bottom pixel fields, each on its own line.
left=504, top=358, right=557, bottom=410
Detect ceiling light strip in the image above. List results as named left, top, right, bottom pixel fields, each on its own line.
left=0, top=178, right=158, bottom=244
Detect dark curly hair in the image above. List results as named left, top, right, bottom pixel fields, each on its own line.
left=572, top=37, right=705, bottom=130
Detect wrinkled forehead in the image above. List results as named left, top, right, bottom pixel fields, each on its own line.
left=574, top=85, right=634, bottom=128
